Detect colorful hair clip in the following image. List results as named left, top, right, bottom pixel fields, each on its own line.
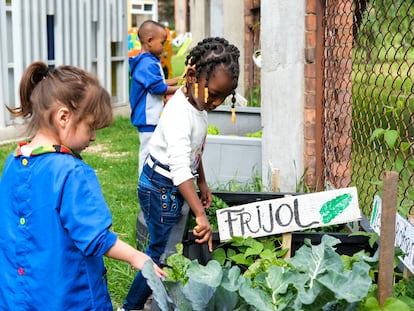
left=194, top=83, right=198, bottom=99
left=231, top=94, right=236, bottom=123
left=231, top=107, right=236, bottom=123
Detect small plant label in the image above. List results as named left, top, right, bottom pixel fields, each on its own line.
left=217, top=187, right=362, bottom=241
left=370, top=195, right=414, bottom=274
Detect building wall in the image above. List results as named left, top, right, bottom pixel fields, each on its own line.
left=174, top=0, right=187, bottom=34
left=189, top=0, right=211, bottom=47
left=0, top=0, right=128, bottom=136
left=127, top=0, right=158, bottom=29
left=260, top=0, right=306, bottom=191
left=189, top=0, right=245, bottom=95
left=186, top=0, right=306, bottom=191
left=222, top=1, right=245, bottom=95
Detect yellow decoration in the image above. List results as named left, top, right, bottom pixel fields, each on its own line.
left=160, top=27, right=173, bottom=79
left=194, top=83, right=198, bottom=99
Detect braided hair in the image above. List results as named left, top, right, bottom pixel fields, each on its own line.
left=184, top=37, right=240, bottom=106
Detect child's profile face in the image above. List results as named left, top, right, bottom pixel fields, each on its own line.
left=149, top=27, right=167, bottom=59
left=193, top=67, right=234, bottom=112
left=62, top=115, right=97, bottom=153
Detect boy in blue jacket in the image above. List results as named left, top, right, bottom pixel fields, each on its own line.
left=129, top=20, right=180, bottom=175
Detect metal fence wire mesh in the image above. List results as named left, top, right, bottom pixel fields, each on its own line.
left=323, top=0, right=413, bottom=217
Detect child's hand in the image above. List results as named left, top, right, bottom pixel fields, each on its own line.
left=152, top=262, right=168, bottom=278
left=193, top=215, right=213, bottom=252
left=198, top=183, right=212, bottom=209
left=131, top=254, right=166, bottom=278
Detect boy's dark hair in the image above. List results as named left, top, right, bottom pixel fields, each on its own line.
left=138, top=20, right=165, bottom=41
left=185, top=37, right=240, bottom=104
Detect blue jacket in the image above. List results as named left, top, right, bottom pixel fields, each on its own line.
left=129, top=52, right=168, bottom=132
left=0, top=145, right=118, bottom=310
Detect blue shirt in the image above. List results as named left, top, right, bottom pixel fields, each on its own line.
left=0, top=144, right=118, bottom=310
left=129, top=52, right=168, bottom=132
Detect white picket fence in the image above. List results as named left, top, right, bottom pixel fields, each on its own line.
left=0, top=0, right=129, bottom=129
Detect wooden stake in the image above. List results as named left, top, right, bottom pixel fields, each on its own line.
left=281, top=232, right=292, bottom=258
left=378, top=171, right=398, bottom=307
left=272, top=168, right=280, bottom=193
left=270, top=167, right=291, bottom=258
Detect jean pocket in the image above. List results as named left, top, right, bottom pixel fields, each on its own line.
left=160, top=188, right=183, bottom=224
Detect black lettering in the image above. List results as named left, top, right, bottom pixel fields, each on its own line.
left=240, top=211, right=260, bottom=235
left=293, top=198, right=319, bottom=228
left=275, top=204, right=293, bottom=227
left=262, top=204, right=274, bottom=233
left=219, top=208, right=245, bottom=237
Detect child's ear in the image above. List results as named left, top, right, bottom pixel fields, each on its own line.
left=185, top=66, right=197, bottom=83
left=55, top=107, right=71, bottom=129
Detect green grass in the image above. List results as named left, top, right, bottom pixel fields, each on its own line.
left=83, top=116, right=140, bottom=307
left=171, top=52, right=187, bottom=77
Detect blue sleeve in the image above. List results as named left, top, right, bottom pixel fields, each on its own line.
left=133, top=58, right=168, bottom=95
left=59, top=163, right=117, bottom=256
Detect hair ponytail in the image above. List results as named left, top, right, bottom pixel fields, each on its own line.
left=8, top=62, right=49, bottom=118
left=7, top=61, right=112, bottom=138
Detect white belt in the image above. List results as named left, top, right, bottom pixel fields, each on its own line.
left=146, top=156, right=172, bottom=179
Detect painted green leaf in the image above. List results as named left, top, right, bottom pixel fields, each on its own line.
left=319, top=193, right=353, bottom=223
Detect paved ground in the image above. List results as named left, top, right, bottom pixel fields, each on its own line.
left=0, top=123, right=26, bottom=145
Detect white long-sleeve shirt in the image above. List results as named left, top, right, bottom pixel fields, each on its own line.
left=148, top=88, right=208, bottom=186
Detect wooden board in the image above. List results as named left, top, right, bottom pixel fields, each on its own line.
left=217, top=187, right=361, bottom=242
left=371, top=194, right=414, bottom=274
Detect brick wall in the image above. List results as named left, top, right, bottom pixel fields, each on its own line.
left=304, top=0, right=318, bottom=190
left=244, top=0, right=261, bottom=99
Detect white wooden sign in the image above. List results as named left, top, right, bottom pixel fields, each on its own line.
left=370, top=195, right=414, bottom=274
left=217, top=187, right=362, bottom=242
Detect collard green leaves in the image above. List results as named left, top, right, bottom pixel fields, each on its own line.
left=145, top=236, right=379, bottom=310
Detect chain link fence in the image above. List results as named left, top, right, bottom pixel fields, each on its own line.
left=322, top=0, right=413, bottom=217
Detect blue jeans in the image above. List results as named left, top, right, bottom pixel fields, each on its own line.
left=123, top=161, right=183, bottom=310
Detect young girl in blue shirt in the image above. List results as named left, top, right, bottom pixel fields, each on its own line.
left=0, top=61, right=166, bottom=310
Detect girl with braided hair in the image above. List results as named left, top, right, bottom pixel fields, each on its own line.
left=121, top=37, right=240, bottom=311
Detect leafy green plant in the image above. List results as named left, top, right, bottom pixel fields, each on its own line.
left=212, top=236, right=288, bottom=279
left=247, top=85, right=261, bottom=107
left=148, top=235, right=380, bottom=311
left=245, top=130, right=262, bottom=138
left=187, top=195, right=229, bottom=231
left=207, top=124, right=220, bottom=135
left=210, top=166, right=264, bottom=192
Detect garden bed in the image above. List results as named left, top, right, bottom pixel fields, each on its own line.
left=156, top=191, right=375, bottom=264
left=203, top=106, right=262, bottom=187
left=202, top=136, right=262, bottom=187
left=136, top=191, right=375, bottom=265
left=207, top=106, right=261, bottom=136
left=146, top=191, right=387, bottom=311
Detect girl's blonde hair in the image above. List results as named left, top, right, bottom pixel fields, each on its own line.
left=8, top=61, right=113, bottom=136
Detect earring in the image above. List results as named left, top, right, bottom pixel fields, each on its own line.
left=194, top=83, right=198, bottom=99
left=204, top=87, right=208, bottom=103
left=231, top=95, right=236, bottom=123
